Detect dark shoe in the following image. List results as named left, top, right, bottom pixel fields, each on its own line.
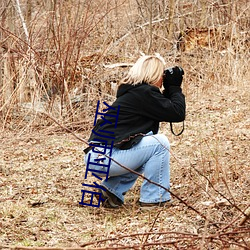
left=139, top=200, right=172, bottom=210
left=96, top=188, right=123, bottom=208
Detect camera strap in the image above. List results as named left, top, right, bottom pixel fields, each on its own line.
left=170, top=121, right=185, bottom=136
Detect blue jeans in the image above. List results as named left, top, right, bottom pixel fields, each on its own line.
left=84, top=134, right=170, bottom=204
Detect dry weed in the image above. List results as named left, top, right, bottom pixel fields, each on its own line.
left=0, top=0, right=249, bottom=249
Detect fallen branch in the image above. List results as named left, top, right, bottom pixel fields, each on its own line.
left=103, top=63, right=134, bottom=68
left=1, top=228, right=249, bottom=249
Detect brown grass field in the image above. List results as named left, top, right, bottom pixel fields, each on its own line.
left=0, top=0, right=249, bottom=249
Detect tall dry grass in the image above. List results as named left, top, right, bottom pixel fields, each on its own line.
left=0, top=1, right=249, bottom=249
left=0, top=0, right=249, bottom=131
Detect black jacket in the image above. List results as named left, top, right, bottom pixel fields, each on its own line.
left=88, top=83, right=186, bottom=149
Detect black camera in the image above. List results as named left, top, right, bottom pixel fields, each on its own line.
left=163, top=66, right=184, bottom=77
left=163, top=66, right=184, bottom=88
left=164, top=67, right=175, bottom=75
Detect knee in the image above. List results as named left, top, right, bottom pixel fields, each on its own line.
left=153, top=134, right=170, bottom=150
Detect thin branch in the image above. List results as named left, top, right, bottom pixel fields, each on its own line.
left=13, top=0, right=30, bottom=46
left=142, top=209, right=162, bottom=248
left=190, top=163, right=247, bottom=217
left=2, top=229, right=248, bottom=249
left=106, top=9, right=206, bottom=53
left=239, top=207, right=250, bottom=226
left=103, top=63, right=134, bottom=68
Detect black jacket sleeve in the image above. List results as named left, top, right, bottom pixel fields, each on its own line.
left=142, top=85, right=186, bottom=122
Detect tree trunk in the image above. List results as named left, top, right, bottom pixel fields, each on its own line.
left=0, top=0, right=15, bottom=113
left=168, top=0, right=175, bottom=42
left=13, top=0, right=38, bottom=104
left=147, top=0, right=153, bottom=54
left=200, top=0, right=207, bottom=27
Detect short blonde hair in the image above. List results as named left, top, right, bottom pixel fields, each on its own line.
left=122, top=54, right=165, bottom=85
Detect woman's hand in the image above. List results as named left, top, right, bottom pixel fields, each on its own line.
left=163, top=66, right=184, bottom=89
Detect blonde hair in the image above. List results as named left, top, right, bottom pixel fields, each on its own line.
left=122, top=54, right=165, bottom=85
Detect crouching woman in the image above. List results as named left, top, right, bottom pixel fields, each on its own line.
left=84, top=54, right=186, bottom=209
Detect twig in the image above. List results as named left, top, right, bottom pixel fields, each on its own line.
left=239, top=207, right=250, bottom=226
left=203, top=139, right=237, bottom=205
left=141, top=210, right=162, bottom=249
left=1, top=229, right=249, bottom=249
left=103, top=63, right=134, bottom=68
left=81, top=229, right=250, bottom=248
left=40, top=112, right=88, bottom=144
left=105, top=8, right=207, bottom=53
left=219, top=211, right=245, bottom=232
left=216, top=238, right=250, bottom=250
left=0, top=247, right=88, bottom=250
left=80, top=231, right=199, bottom=247
left=190, top=163, right=247, bottom=217
left=13, top=0, right=30, bottom=45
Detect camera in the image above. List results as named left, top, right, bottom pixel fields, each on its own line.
left=163, top=66, right=184, bottom=88
left=164, top=67, right=175, bottom=75
left=163, top=66, right=184, bottom=77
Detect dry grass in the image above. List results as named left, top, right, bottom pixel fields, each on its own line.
left=0, top=69, right=249, bottom=248
left=0, top=0, right=250, bottom=249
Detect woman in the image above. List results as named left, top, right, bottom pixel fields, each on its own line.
left=84, top=54, right=186, bottom=209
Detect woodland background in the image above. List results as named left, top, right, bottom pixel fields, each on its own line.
left=0, top=0, right=249, bottom=249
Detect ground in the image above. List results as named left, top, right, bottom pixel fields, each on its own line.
left=0, top=80, right=249, bottom=249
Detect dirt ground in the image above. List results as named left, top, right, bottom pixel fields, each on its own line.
left=0, top=81, right=249, bottom=249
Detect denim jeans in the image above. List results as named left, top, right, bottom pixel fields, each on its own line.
left=84, top=133, right=170, bottom=204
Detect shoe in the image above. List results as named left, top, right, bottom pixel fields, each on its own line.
left=96, top=188, right=123, bottom=208
left=139, top=200, right=172, bottom=210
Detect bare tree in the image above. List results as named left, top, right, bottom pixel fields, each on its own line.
left=147, top=0, right=153, bottom=53
left=13, top=0, right=38, bottom=104
left=0, top=0, right=15, bottom=117
left=168, top=0, right=175, bottom=42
